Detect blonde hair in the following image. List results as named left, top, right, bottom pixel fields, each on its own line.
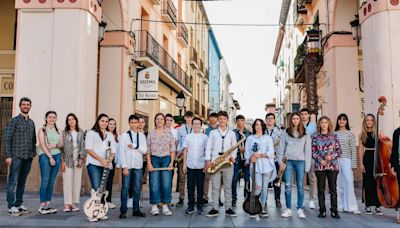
left=360, top=113, right=376, bottom=144
left=317, top=116, right=333, bottom=134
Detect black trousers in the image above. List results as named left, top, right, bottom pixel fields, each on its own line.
left=105, top=162, right=116, bottom=202
left=272, top=161, right=281, bottom=200
left=187, top=168, right=204, bottom=209
left=315, top=170, right=338, bottom=213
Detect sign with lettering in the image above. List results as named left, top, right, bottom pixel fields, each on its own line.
left=136, top=66, right=159, bottom=100
left=0, top=76, right=14, bottom=95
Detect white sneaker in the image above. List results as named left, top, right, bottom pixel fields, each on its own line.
left=162, top=207, right=172, bottom=216
left=87, top=217, right=98, bottom=222
left=8, top=206, right=21, bottom=216
left=151, top=207, right=159, bottom=216
left=99, top=215, right=109, bottom=220
left=337, top=208, right=343, bottom=212
left=108, top=202, right=116, bottom=209
left=309, top=201, right=315, bottom=209
left=18, top=205, right=31, bottom=214
left=281, top=209, right=292, bottom=218
left=297, top=208, right=306, bottom=219
left=127, top=198, right=133, bottom=208
left=352, top=210, right=361, bottom=215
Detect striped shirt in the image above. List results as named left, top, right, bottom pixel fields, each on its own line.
left=335, top=130, right=357, bottom=168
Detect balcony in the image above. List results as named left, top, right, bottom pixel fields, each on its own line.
left=190, top=47, right=198, bottom=69
left=177, top=22, right=189, bottom=47
left=202, top=105, right=206, bottom=119
left=197, top=59, right=206, bottom=77
left=135, top=30, right=191, bottom=93
left=195, top=100, right=200, bottom=115
left=161, top=0, right=177, bottom=29
left=293, top=36, right=322, bottom=83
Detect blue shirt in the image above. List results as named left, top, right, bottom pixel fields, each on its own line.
left=177, top=124, right=192, bottom=154
left=305, top=122, right=317, bottom=137
left=205, top=125, right=218, bottom=136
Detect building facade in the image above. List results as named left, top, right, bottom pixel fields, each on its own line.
left=208, top=29, right=222, bottom=114
left=1, top=0, right=229, bottom=192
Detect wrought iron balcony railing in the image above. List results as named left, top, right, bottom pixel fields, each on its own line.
left=161, top=0, right=177, bottom=28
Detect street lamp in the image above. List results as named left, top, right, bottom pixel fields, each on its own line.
left=306, top=29, right=321, bottom=54
left=98, top=21, right=107, bottom=42
left=176, top=91, right=186, bottom=116
left=350, top=15, right=361, bottom=46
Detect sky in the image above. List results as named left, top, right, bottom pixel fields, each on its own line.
left=203, top=0, right=281, bottom=120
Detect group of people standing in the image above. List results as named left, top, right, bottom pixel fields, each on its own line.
left=4, top=97, right=400, bottom=223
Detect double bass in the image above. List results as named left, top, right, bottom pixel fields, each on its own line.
left=373, top=96, right=399, bottom=208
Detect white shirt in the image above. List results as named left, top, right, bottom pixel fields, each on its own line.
left=85, top=130, right=117, bottom=167
left=245, top=134, right=275, bottom=174
left=118, top=130, right=147, bottom=169
left=205, top=127, right=237, bottom=162
left=183, top=132, right=208, bottom=169
left=177, top=124, right=193, bottom=154
left=170, top=127, right=178, bottom=142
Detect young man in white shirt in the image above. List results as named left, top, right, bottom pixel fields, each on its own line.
left=118, top=115, right=147, bottom=219
left=300, top=108, right=317, bottom=209
left=176, top=111, right=193, bottom=207
left=182, top=117, right=208, bottom=214
left=205, top=111, right=237, bottom=217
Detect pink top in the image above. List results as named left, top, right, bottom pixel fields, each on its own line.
left=147, top=128, right=176, bottom=157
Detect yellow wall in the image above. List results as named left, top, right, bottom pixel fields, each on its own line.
left=0, top=0, right=16, bottom=70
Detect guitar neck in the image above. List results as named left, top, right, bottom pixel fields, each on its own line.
left=98, top=168, right=110, bottom=193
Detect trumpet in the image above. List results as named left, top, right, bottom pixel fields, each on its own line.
left=274, top=156, right=288, bottom=187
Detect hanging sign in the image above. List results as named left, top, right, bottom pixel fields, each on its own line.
left=136, top=66, right=159, bottom=100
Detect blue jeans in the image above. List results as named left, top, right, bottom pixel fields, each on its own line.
left=87, top=164, right=105, bottom=191
left=232, top=160, right=250, bottom=200
left=283, top=160, right=305, bottom=209
left=149, top=156, right=172, bottom=204
left=6, top=157, right=33, bottom=209
left=39, top=153, right=61, bottom=203
left=120, top=168, right=143, bottom=213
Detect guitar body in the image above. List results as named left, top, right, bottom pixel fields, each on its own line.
left=242, top=143, right=263, bottom=216
left=243, top=186, right=262, bottom=215
left=84, top=189, right=109, bottom=219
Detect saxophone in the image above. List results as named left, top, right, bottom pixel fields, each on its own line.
left=207, top=133, right=246, bottom=174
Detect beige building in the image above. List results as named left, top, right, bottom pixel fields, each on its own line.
left=0, top=0, right=216, bottom=192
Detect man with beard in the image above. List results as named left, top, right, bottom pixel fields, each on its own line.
left=4, top=97, right=37, bottom=216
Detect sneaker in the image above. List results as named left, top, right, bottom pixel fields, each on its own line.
left=318, top=211, right=326, bottom=218
left=169, top=202, right=175, bottom=207
left=17, top=205, right=31, bottom=214
left=185, top=207, right=195, bottom=214
left=151, top=207, right=159, bottom=216
left=108, top=202, right=116, bottom=209
left=309, top=201, right=315, bottom=209
left=88, top=217, right=98, bottom=222
left=375, top=207, right=383, bottom=216
left=352, top=210, right=361, bottom=215
left=203, top=199, right=209, bottom=206
left=132, top=210, right=146, bottom=217
left=70, top=204, right=79, bottom=212
left=331, top=210, right=340, bottom=219
left=38, top=206, right=50, bottom=215
left=63, top=205, right=71, bottom=212
left=176, top=199, right=184, bottom=207
left=119, top=213, right=127, bottom=219
left=261, top=209, right=269, bottom=218
left=206, top=209, right=219, bottom=217
left=365, top=207, right=372, bottom=215
left=197, top=208, right=204, bottom=215
left=47, top=205, right=57, bottom=214
left=249, top=214, right=257, bottom=218
left=298, top=209, right=306, bottom=219
left=8, top=207, right=21, bottom=217
left=225, top=208, right=237, bottom=217
left=162, top=207, right=172, bottom=216
left=127, top=198, right=133, bottom=208
left=337, top=208, right=344, bottom=212
left=281, top=209, right=292, bottom=218
left=99, top=215, right=108, bottom=220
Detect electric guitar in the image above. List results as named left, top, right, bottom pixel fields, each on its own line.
left=243, top=142, right=263, bottom=216
left=84, top=141, right=112, bottom=220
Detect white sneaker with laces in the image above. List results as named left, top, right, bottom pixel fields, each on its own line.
left=309, top=201, right=315, bottom=209
left=87, top=217, right=98, bottom=222
left=281, top=209, right=292, bottom=218
left=8, top=206, right=21, bottom=216
left=108, top=202, right=116, bottom=209
left=18, top=205, right=31, bottom=214
left=352, top=210, right=361, bottom=215
left=297, top=208, right=306, bottom=219
left=151, top=207, right=159, bottom=216
left=162, top=207, right=172, bottom=216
